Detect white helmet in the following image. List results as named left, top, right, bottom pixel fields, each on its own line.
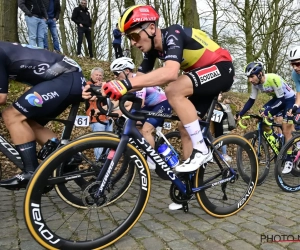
left=288, top=46, right=300, bottom=61
left=110, top=57, right=135, bottom=72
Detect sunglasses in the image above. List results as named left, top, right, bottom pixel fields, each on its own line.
left=291, top=62, right=300, bottom=67
left=126, top=28, right=144, bottom=42
left=113, top=71, right=121, bottom=76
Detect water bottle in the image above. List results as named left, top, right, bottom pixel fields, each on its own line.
left=157, top=143, right=179, bottom=168
left=37, top=137, right=60, bottom=160
left=277, top=133, right=284, bottom=148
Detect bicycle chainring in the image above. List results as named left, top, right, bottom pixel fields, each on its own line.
left=169, top=173, right=193, bottom=204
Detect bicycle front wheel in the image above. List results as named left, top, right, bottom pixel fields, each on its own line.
left=237, top=131, right=270, bottom=185
left=24, top=136, right=151, bottom=250
left=195, top=134, right=258, bottom=217
left=54, top=131, right=136, bottom=209
left=275, top=134, right=300, bottom=192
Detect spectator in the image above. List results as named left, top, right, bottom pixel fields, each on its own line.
left=113, top=23, right=123, bottom=59
left=212, top=93, right=232, bottom=162
left=85, top=68, right=113, bottom=160
left=43, top=0, right=61, bottom=53
left=18, top=0, right=47, bottom=48
left=71, top=0, right=94, bottom=59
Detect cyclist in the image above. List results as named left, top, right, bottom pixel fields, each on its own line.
left=0, top=42, right=85, bottom=189
left=237, top=62, right=295, bottom=173
left=110, top=57, right=172, bottom=169
left=82, top=5, right=235, bottom=175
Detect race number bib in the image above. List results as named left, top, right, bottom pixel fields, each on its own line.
left=75, top=116, right=90, bottom=127
left=163, top=122, right=172, bottom=130
left=211, top=110, right=224, bottom=123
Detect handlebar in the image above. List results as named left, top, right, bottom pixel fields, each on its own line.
left=238, top=114, right=273, bottom=129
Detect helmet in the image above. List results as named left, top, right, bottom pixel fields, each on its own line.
left=118, top=5, right=159, bottom=33
left=244, top=62, right=264, bottom=76
left=110, top=57, right=135, bottom=72
left=288, top=46, right=300, bottom=61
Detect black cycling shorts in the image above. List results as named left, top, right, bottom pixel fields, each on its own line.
left=185, top=61, right=235, bottom=118
left=13, top=72, right=85, bottom=125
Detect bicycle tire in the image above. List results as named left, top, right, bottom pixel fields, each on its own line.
left=275, top=134, right=300, bottom=192
left=237, top=131, right=270, bottom=185
left=24, top=136, right=151, bottom=250
left=54, top=131, right=136, bottom=209
left=195, top=134, right=258, bottom=217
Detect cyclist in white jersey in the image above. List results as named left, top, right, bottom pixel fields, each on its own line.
left=110, top=57, right=172, bottom=169
left=237, top=62, right=295, bottom=173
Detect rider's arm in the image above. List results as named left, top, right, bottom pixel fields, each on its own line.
left=264, top=75, right=285, bottom=116
left=292, top=70, right=300, bottom=106
left=239, top=85, right=257, bottom=116
left=135, top=88, right=146, bottom=107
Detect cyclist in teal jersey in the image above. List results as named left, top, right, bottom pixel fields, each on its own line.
left=237, top=62, right=295, bottom=173
left=288, top=46, right=300, bottom=114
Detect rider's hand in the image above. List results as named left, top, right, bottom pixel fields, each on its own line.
left=82, top=85, right=97, bottom=101
left=234, top=113, right=240, bottom=120
left=292, top=104, right=299, bottom=115
left=103, top=79, right=132, bottom=100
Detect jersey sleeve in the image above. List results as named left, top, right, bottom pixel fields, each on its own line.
left=292, top=70, right=300, bottom=92
left=138, top=51, right=157, bottom=74
left=163, top=24, right=184, bottom=63
left=270, top=75, right=285, bottom=98
left=249, top=84, right=259, bottom=99
left=0, top=48, right=9, bottom=94
left=135, top=88, right=146, bottom=100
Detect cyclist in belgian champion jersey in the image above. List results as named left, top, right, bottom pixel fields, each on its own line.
left=237, top=62, right=295, bottom=173
left=0, top=42, right=85, bottom=189
left=82, top=5, right=235, bottom=175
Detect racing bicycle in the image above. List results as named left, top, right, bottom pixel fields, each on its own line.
left=23, top=91, right=258, bottom=250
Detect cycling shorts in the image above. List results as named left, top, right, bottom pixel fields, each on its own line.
left=185, top=61, right=235, bottom=118
left=13, top=72, right=84, bottom=125
left=263, top=96, right=295, bottom=120
left=140, top=100, right=172, bottom=128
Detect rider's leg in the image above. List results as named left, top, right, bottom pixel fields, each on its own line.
left=177, top=121, right=193, bottom=160
left=27, top=119, right=57, bottom=145
left=2, top=106, right=39, bottom=177
left=165, top=75, right=212, bottom=172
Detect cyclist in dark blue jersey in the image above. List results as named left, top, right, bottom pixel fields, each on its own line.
left=0, top=41, right=85, bottom=188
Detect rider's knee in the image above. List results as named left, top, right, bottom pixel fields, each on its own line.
left=2, top=106, right=26, bottom=125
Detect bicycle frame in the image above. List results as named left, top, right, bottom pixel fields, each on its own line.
left=95, top=96, right=236, bottom=198
left=0, top=103, right=80, bottom=171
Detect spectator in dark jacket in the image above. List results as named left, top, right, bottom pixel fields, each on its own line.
left=113, top=23, right=123, bottom=59
left=43, top=0, right=61, bottom=53
left=18, top=0, right=47, bottom=48
left=71, top=0, right=94, bottom=59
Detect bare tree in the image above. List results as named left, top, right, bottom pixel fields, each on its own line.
left=0, top=0, right=18, bottom=42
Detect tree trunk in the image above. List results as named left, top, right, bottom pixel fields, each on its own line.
left=107, top=0, right=112, bottom=61
left=0, top=0, right=18, bottom=42
left=59, top=0, right=68, bottom=54
left=183, top=0, right=200, bottom=29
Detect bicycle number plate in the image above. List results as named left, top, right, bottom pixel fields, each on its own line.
left=211, top=110, right=224, bottom=123
left=163, top=122, right=172, bottom=130
left=75, top=116, right=90, bottom=127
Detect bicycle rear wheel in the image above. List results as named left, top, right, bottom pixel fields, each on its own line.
left=24, top=136, right=151, bottom=250
left=195, top=135, right=258, bottom=217
left=275, top=134, right=300, bottom=192
left=237, top=131, right=270, bottom=185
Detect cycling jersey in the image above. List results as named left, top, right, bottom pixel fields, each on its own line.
left=135, top=86, right=167, bottom=106
left=292, top=70, right=300, bottom=92
left=138, top=24, right=232, bottom=73
left=250, top=73, right=295, bottom=99
left=240, top=73, right=295, bottom=117
left=0, top=41, right=82, bottom=93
